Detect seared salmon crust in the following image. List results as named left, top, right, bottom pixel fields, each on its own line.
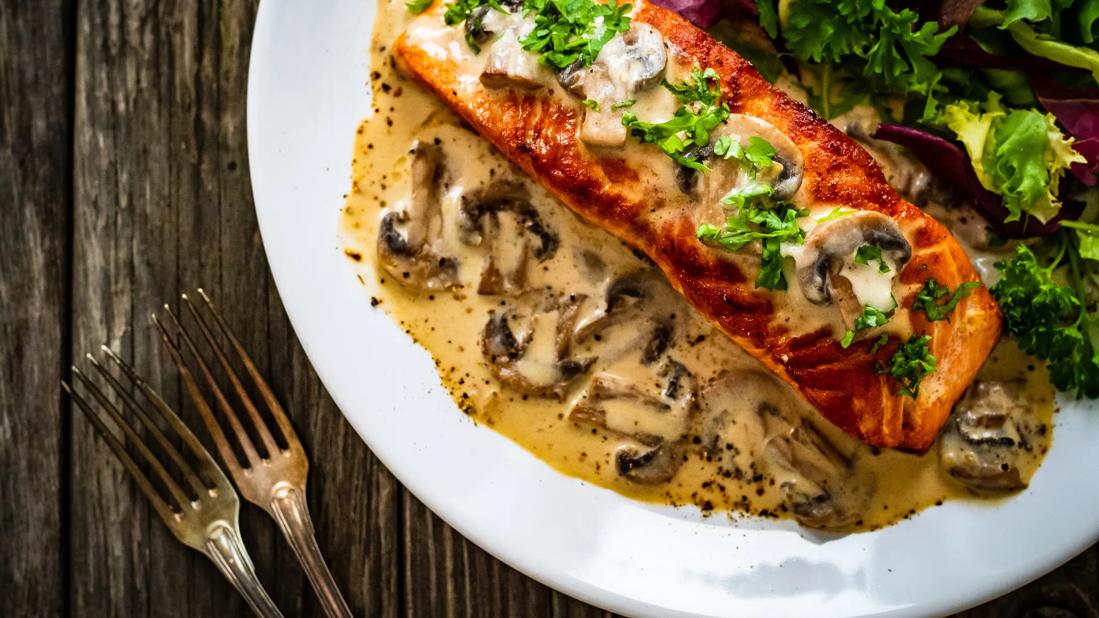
left=394, top=2, right=1003, bottom=451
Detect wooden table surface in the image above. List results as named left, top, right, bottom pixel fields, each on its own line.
left=2, top=1, right=1097, bottom=616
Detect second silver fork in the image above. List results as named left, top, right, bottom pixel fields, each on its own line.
left=152, top=290, right=352, bottom=618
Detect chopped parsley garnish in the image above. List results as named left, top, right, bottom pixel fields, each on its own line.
left=840, top=305, right=892, bottom=348
left=406, top=0, right=435, bottom=14
left=870, top=333, right=890, bottom=354
left=582, top=98, right=601, bottom=111
left=854, top=244, right=891, bottom=273
left=714, top=135, right=777, bottom=178
left=519, top=0, right=632, bottom=69
left=721, top=182, right=775, bottom=208
left=622, top=68, right=730, bottom=171
left=992, top=244, right=1099, bottom=398
left=697, top=202, right=808, bottom=290
left=664, top=67, right=722, bottom=105
left=441, top=0, right=502, bottom=51
left=443, top=0, right=490, bottom=26
left=882, top=334, right=937, bottom=397
left=817, top=208, right=854, bottom=223
left=611, top=99, right=635, bottom=111
left=913, top=278, right=980, bottom=321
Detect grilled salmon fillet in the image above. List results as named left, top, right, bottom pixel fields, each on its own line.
left=393, top=1, right=1002, bottom=451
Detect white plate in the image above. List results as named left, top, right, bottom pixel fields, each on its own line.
left=246, top=2, right=1099, bottom=616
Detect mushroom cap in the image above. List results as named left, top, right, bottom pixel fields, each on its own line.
left=679, top=115, right=803, bottom=203
left=479, top=296, right=594, bottom=399
left=556, top=23, right=667, bottom=100
left=796, top=210, right=912, bottom=306
left=939, top=381, right=1030, bottom=491
left=568, top=359, right=698, bottom=485
left=376, top=141, right=460, bottom=291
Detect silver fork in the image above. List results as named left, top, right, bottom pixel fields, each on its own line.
left=152, top=290, right=353, bottom=618
left=64, top=348, right=283, bottom=618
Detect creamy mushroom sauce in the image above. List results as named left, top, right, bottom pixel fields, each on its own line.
left=340, top=0, right=1056, bottom=531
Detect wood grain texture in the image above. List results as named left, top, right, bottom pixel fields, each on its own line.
left=0, top=0, right=1094, bottom=615
left=0, top=0, right=72, bottom=616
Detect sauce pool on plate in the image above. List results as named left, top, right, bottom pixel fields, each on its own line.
left=339, top=0, right=1055, bottom=531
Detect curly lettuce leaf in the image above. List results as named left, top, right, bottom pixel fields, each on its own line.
left=940, top=95, right=1085, bottom=222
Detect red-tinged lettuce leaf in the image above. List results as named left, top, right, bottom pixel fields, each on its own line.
left=1032, top=76, right=1099, bottom=185
left=651, top=0, right=723, bottom=26
left=873, top=123, right=1081, bottom=237
left=938, top=0, right=985, bottom=28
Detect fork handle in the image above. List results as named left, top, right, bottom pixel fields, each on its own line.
left=270, top=484, right=353, bottom=618
left=205, top=523, right=284, bottom=618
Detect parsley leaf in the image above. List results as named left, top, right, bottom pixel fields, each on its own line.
left=714, top=135, right=777, bottom=178
left=406, top=0, right=435, bottom=14
left=841, top=305, right=893, bottom=348
left=622, top=69, right=730, bottom=171
left=913, top=278, right=980, bottom=321
left=756, top=0, right=779, bottom=39
left=583, top=98, right=601, bottom=111
left=783, top=0, right=956, bottom=100
left=817, top=207, right=855, bottom=223
left=992, top=244, right=1099, bottom=398
left=870, top=333, right=891, bottom=354
left=697, top=202, right=808, bottom=290
left=882, top=335, right=937, bottom=397
left=519, top=0, right=632, bottom=69
left=854, top=244, right=891, bottom=273
left=664, top=67, right=722, bottom=105
left=443, top=0, right=487, bottom=26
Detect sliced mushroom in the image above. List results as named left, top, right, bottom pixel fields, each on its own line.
left=795, top=211, right=911, bottom=323
left=682, top=114, right=804, bottom=202
left=458, top=181, right=558, bottom=296
left=377, top=141, right=460, bottom=291
left=759, top=406, right=871, bottom=529
left=480, top=20, right=544, bottom=90
left=569, top=359, right=698, bottom=484
left=480, top=295, right=594, bottom=399
left=556, top=23, right=667, bottom=147
left=574, top=271, right=677, bottom=363
left=691, top=371, right=874, bottom=529
left=940, top=381, right=1031, bottom=491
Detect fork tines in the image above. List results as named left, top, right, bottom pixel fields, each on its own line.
left=151, top=290, right=304, bottom=477
left=62, top=347, right=230, bottom=538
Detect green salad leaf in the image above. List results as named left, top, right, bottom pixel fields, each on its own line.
left=939, top=94, right=1084, bottom=223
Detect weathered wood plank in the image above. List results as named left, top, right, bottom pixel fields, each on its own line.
left=55, top=0, right=1099, bottom=617
left=71, top=0, right=198, bottom=614
left=0, top=0, right=72, bottom=616
left=70, top=0, right=404, bottom=615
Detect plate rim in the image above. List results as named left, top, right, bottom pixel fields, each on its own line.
left=245, top=2, right=1099, bottom=616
